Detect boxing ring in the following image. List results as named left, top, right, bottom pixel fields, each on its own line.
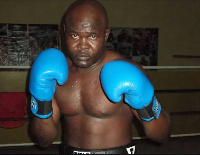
left=0, top=65, right=200, bottom=154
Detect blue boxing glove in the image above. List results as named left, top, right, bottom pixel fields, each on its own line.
left=100, top=60, right=161, bottom=121
left=29, top=48, right=68, bottom=119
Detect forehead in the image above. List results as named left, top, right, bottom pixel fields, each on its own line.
left=64, top=4, right=106, bottom=32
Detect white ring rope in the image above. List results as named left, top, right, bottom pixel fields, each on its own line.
left=0, top=133, right=199, bottom=147
left=0, top=65, right=200, bottom=70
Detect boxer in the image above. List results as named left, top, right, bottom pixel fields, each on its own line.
left=29, top=0, right=171, bottom=154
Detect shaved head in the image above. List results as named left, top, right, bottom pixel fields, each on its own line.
left=64, top=0, right=108, bottom=30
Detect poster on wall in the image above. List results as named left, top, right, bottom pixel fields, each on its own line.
left=105, top=28, right=158, bottom=66
left=0, top=23, right=59, bottom=66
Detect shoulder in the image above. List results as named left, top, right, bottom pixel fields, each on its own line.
left=104, top=50, right=146, bottom=73
left=105, top=50, right=143, bottom=68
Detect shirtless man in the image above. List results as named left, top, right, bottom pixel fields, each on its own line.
left=29, top=0, right=171, bottom=154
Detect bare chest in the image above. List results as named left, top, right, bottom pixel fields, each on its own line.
left=55, top=73, right=119, bottom=118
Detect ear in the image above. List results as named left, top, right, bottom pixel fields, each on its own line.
left=105, top=28, right=110, bottom=42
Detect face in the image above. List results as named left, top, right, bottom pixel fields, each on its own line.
left=64, top=7, right=110, bottom=68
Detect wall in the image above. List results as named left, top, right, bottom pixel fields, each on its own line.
left=0, top=0, right=200, bottom=145
left=1, top=0, right=200, bottom=66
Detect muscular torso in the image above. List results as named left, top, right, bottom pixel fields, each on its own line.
left=55, top=51, right=134, bottom=149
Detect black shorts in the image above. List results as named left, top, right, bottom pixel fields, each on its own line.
left=61, top=140, right=137, bottom=154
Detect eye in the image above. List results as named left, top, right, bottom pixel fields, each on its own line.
left=71, top=34, right=79, bottom=39
left=89, top=35, right=97, bottom=40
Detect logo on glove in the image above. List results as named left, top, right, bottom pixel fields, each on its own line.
left=154, top=99, right=159, bottom=112
left=152, top=97, right=161, bottom=119
left=31, top=96, right=38, bottom=114
left=31, top=100, right=35, bottom=109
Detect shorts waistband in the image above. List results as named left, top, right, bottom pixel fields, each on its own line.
left=62, top=140, right=136, bottom=154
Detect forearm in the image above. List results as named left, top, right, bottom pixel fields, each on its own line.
left=31, top=116, right=58, bottom=148
left=142, top=108, right=171, bottom=143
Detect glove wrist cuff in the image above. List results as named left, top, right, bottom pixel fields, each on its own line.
left=137, top=96, right=161, bottom=121
left=31, top=96, right=53, bottom=119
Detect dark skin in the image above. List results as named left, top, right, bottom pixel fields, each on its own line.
left=31, top=0, right=171, bottom=150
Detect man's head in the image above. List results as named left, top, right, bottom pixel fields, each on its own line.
left=63, top=0, right=110, bottom=68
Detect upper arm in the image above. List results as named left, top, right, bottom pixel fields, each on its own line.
left=131, top=108, right=142, bottom=123
left=52, top=96, right=61, bottom=127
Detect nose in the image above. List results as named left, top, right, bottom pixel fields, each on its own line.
left=78, top=38, right=89, bottom=50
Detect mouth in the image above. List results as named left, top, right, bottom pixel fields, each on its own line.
left=77, top=52, right=90, bottom=61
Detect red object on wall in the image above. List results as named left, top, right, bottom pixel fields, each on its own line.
left=0, top=92, right=27, bottom=128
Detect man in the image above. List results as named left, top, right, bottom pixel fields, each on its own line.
left=29, top=0, right=171, bottom=154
